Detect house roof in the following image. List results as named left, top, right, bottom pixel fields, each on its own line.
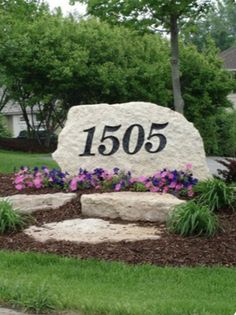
left=0, top=88, right=40, bottom=115
left=1, top=103, right=39, bottom=116
left=1, top=103, right=22, bottom=115
left=220, top=47, right=236, bottom=71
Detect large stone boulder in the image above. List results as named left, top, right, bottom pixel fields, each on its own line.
left=53, top=102, right=210, bottom=180
left=81, top=192, right=186, bottom=222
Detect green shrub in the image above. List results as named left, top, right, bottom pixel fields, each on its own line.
left=215, top=110, right=236, bottom=157
left=0, top=200, right=26, bottom=234
left=193, top=110, right=236, bottom=156
left=0, top=114, right=11, bottom=138
left=167, top=201, right=218, bottom=237
left=194, top=178, right=235, bottom=211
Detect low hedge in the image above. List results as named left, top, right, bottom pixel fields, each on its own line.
left=0, top=137, right=56, bottom=153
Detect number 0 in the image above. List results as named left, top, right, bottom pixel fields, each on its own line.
left=123, top=124, right=145, bottom=155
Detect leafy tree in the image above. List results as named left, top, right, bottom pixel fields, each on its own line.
left=180, top=43, right=235, bottom=154
left=183, top=0, right=236, bottom=51
left=0, top=0, right=233, bottom=153
left=67, top=19, right=171, bottom=106
left=0, top=5, right=172, bottom=144
left=0, top=0, right=50, bottom=137
left=71, top=0, right=212, bottom=114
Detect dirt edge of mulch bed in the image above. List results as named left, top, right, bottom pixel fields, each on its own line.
left=0, top=173, right=236, bottom=267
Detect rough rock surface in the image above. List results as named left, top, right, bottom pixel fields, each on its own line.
left=81, top=192, right=185, bottom=222
left=25, top=218, right=161, bottom=244
left=0, top=193, right=76, bottom=214
left=53, top=102, right=210, bottom=180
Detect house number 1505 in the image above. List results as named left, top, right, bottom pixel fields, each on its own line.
left=79, top=123, right=169, bottom=157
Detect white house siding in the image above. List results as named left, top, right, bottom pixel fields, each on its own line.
left=228, top=93, right=236, bottom=109
left=1, top=101, right=40, bottom=137
left=10, top=113, right=39, bottom=137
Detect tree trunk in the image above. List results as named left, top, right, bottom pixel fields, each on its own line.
left=0, top=88, right=10, bottom=111
left=19, top=103, right=33, bottom=137
left=170, top=15, right=185, bottom=114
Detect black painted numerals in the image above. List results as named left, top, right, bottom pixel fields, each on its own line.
left=145, top=123, right=169, bottom=153
left=123, top=124, right=145, bottom=155
left=79, top=123, right=168, bottom=157
left=98, top=125, right=121, bottom=156
left=79, top=127, right=96, bottom=156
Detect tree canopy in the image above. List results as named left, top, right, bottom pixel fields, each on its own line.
left=71, top=0, right=212, bottom=114
left=183, top=0, right=236, bottom=51
left=0, top=0, right=234, bottom=152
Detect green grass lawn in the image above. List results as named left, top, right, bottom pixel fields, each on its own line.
left=0, top=251, right=235, bottom=315
left=0, top=149, right=58, bottom=173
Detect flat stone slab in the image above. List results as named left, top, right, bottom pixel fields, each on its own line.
left=0, top=193, right=76, bottom=214
left=24, top=218, right=161, bottom=244
left=81, top=192, right=185, bottom=222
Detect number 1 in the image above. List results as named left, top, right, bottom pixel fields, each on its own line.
left=79, top=126, right=96, bottom=156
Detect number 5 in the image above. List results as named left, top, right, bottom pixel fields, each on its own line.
left=145, top=123, right=168, bottom=153
left=98, top=125, right=121, bottom=156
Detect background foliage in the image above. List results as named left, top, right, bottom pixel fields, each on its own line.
left=0, top=0, right=235, bottom=154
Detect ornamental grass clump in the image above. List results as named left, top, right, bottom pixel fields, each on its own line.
left=167, top=201, right=219, bottom=237
left=194, top=178, right=235, bottom=212
left=0, top=200, right=26, bottom=234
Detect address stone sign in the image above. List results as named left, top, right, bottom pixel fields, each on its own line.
left=53, top=102, right=210, bottom=180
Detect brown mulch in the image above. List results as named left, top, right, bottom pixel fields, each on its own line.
left=0, top=173, right=236, bottom=267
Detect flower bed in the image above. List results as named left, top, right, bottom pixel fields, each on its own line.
left=13, top=164, right=198, bottom=197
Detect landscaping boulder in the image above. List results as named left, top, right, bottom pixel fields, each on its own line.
left=53, top=102, right=211, bottom=180
left=0, top=193, right=76, bottom=214
left=81, top=192, right=186, bottom=222
left=25, top=218, right=161, bottom=244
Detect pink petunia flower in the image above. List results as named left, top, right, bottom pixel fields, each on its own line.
left=115, top=183, right=121, bottom=191
left=33, top=178, right=43, bottom=189
left=15, top=183, right=24, bottom=190
left=138, top=176, right=148, bottom=183
left=70, top=178, right=78, bottom=191
left=15, top=175, right=24, bottom=184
